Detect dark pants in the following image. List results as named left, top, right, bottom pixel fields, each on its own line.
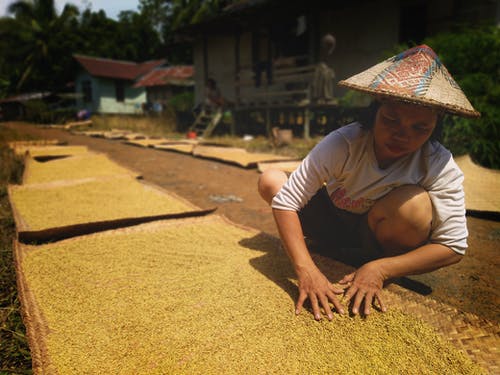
left=298, top=187, right=382, bottom=266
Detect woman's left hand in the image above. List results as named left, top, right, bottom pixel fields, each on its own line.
left=339, top=261, right=388, bottom=315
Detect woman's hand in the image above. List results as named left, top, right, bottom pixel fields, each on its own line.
left=295, top=265, right=345, bottom=320
left=339, top=261, right=387, bottom=316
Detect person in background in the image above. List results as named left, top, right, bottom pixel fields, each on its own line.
left=258, top=45, right=480, bottom=320
left=311, top=33, right=337, bottom=104
left=204, top=78, right=225, bottom=110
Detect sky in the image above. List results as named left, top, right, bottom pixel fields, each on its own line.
left=0, top=0, right=141, bottom=20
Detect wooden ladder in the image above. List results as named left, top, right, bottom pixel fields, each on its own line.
left=189, top=108, right=223, bottom=138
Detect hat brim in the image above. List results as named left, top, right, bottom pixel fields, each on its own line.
left=338, top=80, right=481, bottom=118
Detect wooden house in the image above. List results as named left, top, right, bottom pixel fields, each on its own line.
left=73, top=55, right=166, bottom=115
left=178, top=0, right=498, bottom=138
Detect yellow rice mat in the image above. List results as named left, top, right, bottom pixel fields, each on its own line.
left=257, top=160, right=302, bottom=174
left=8, top=140, right=63, bottom=149
left=154, top=142, right=196, bottom=154
left=14, top=215, right=491, bottom=375
left=192, top=145, right=299, bottom=168
left=63, top=120, right=92, bottom=129
left=123, top=138, right=172, bottom=148
left=123, top=132, right=147, bottom=140
left=455, top=154, right=500, bottom=214
left=8, top=176, right=207, bottom=239
left=12, top=145, right=89, bottom=157
left=22, top=153, right=141, bottom=185
left=103, top=130, right=128, bottom=140
left=70, top=130, right=106, bottom=137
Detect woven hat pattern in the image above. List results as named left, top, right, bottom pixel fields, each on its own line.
left=339, top=45, right=480, bottom=118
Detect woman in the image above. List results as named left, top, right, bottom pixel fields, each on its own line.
left=258, top=45, right=480, bottom=320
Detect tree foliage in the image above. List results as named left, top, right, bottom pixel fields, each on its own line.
left=0, top=0, right=164, bottom=97
left=423, top=25, right=500, bottom=169
left=2, top=0, right=79, bottom=92
left=0, top=0, right=237, bottom=97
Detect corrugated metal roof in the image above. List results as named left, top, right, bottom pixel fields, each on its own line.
left=134, top=66, right=194, bottom=87
left=73, top=54, right=166, bottom=81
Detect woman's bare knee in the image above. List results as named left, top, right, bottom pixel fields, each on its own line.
left=368, top=185, right=432, bottom=254
left=257, top=169, right=288, bottom=205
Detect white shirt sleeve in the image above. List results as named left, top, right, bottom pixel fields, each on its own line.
left=271, top=129, right=349, bottom=211
left=423, top=146, right=468, bottom=255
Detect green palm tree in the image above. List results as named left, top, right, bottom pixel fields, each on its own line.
left=6, top=0, right=79, bottom=91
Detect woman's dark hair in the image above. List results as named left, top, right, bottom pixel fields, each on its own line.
left=359, top=99, right=443, bottom=142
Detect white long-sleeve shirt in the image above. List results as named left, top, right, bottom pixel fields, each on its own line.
left=272, top=122, right=468, bottom=254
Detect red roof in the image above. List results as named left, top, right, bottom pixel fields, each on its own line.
left=134, top=66, right=194, bottom=87
left=74, top=54, right=166, bottom=81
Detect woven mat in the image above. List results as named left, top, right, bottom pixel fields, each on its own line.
left=154, top=142, right=196, bottom=154
left=455, top=154, right=500, bottom=214
left=8, top=176, right=214, bottom=243
left=8, top=140, right=63, bottom=149
left=193, top=145, right=299, bottom=168
left=123, top=132, right=147, bottom=141
left=123, top=138, right=173, bottom=148
left=257, top=160, right=302, bottom=174
left=14, top=215, right=497, bottom=374
left=11, top=145, right=88, bottom=157
left=22, top=153, right=141, bottom=184
left=103, top=131, right=129, bottom=140
left=63, top=120, right=92, bottom=129
left=70, top=130, right=106, bottom=137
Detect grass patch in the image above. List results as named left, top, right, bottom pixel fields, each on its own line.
left=0, top=124, right=32, bottom=374
left=90, top=112, right=178, bottom=139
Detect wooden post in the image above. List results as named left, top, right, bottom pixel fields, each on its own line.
left=233, top=33, right=241, bottom=136
left=203, top=36, right=208, bottom=84
left=304, top=108, right=310, bottom=140
left=265, top=107, right=271, bottom=137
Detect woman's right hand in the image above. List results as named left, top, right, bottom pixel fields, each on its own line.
left=271, top=208, right=344, bottom=320
left=295, top=264, right=345, bottom=320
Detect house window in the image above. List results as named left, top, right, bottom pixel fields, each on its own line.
left=82, top=80, right=92, bottom=103
left=115, top=80, right=125, bottom=102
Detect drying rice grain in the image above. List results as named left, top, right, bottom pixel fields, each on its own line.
left=10, top=177, right=193, bottom=231
left=193, top=145, right=297, bottom=168
left=14, top=145, right=88, bottom=157
left=23, top=154, right=137, bottom=184
left=20, top=216, right=485, bottom=375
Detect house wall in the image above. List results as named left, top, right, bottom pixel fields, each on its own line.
left=75, top=71, right=145, bottom=114
left=98, top=79, right=145, bottom=114
left=318, top=0, right=400, bottom=96
left=75, top=71, right=98, bottom=114
left=193, top=36, right=237, bottom=105
left=193, top=39, right=205, bottom=105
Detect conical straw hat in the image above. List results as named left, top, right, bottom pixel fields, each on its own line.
left=338, top=45, right=480, bottom=118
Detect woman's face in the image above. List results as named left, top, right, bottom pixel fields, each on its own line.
left=373, top=101, right=438, bottom=167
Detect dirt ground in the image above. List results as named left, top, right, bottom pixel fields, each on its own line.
left=6, top=123, right=499, bottom=323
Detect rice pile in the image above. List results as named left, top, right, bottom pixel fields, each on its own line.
left=124, top=138, right=170, bottom=147
left=14, top=145, right=88, bottom=157
left=9, top=177, right=193, bottom=231
left=19, top=216, right=484, bottom=375
left=193, top=145, right=297, bottom=168
left=154, top=143, right=196, bottom=154
left=23, top=154, right=138, bottom=184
